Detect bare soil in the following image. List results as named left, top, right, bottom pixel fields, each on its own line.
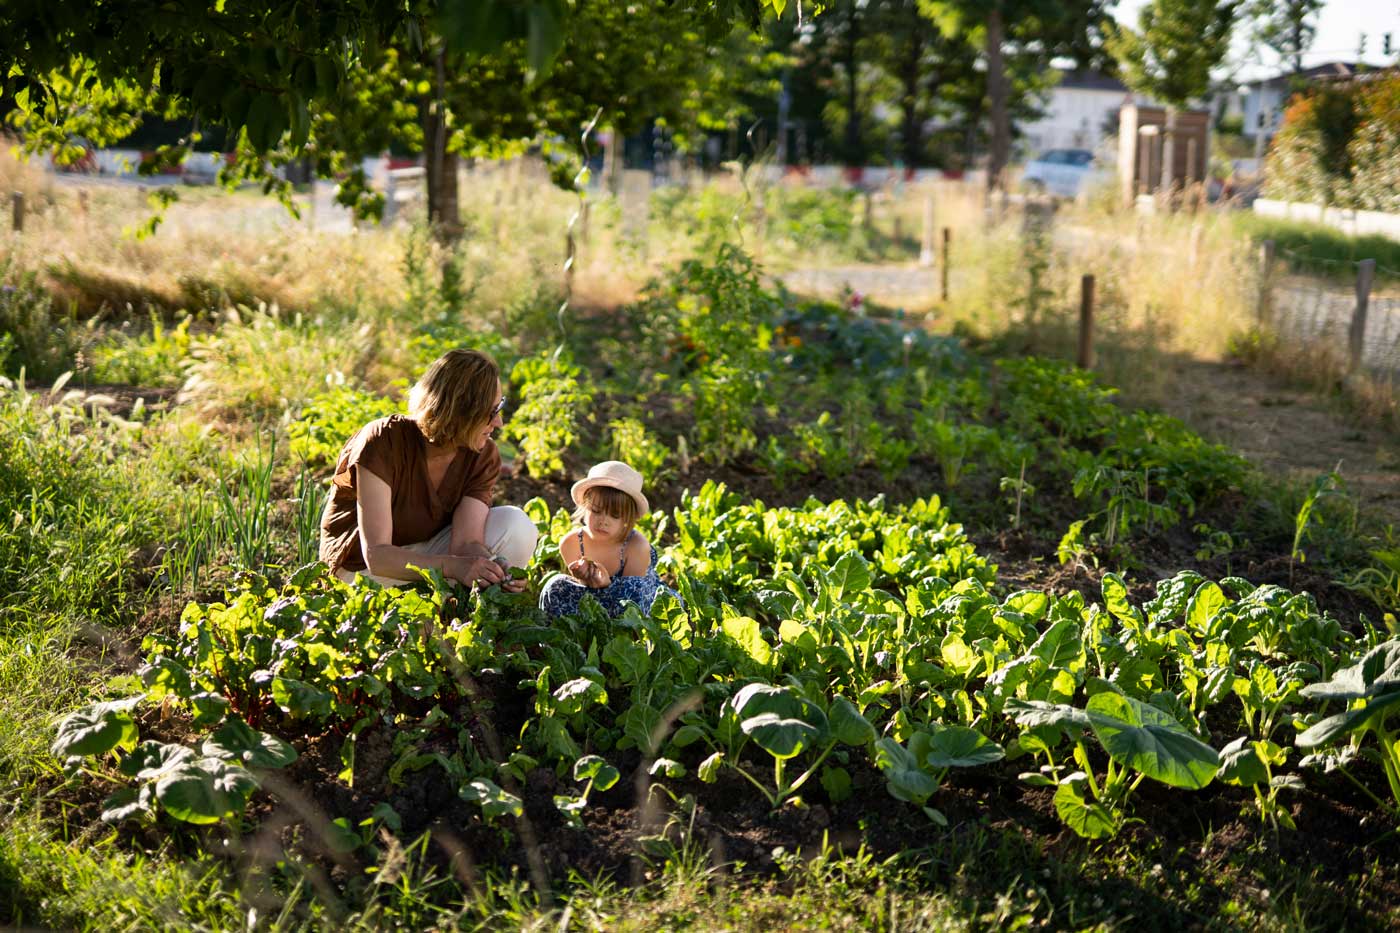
left=1152, top=357, right=1400, bottom=529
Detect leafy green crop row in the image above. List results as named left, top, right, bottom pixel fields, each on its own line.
left=57, top=484, right=1399, bottom=846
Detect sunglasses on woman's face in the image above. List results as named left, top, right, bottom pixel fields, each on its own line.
left=491, top=396, right=507, bottom=418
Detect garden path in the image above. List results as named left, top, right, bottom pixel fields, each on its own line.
left=1153, top=356, right=1400, bottom=529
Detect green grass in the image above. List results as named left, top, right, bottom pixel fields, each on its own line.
left=1233, top=214, right=1400, bottom=283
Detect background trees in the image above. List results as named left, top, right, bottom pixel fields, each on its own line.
left=1109, top=0, right=1240, bottom=191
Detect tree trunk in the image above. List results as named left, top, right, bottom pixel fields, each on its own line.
left=423, top=48, right=463, bottom=243
left=899, top=12, right=925, bottom=168
left=984, top=6, right=1010, bottom=196
left=843, top=0, right=862, bottom=167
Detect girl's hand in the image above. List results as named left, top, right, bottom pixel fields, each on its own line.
left=568, top=558, right=610, bottom=589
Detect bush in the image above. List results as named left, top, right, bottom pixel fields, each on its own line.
left=1264, top=73, right=1400, bottom=212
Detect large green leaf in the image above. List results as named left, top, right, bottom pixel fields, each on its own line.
left=823, top=551, right=871, bottom=602
left=553, top=677, right=608, bottom=715
left=1053, top=778, right=1118, bottom=839
left=1300, top=641, right=1400, bottom=701
left=201, top=718, right=297, bottom=769
left=100, top=786, right=150, bottom=824
left=1086, top=693, right=1219, bottom=789
left=923, top=726, right=1005, bottom=769
left=828, top=696, right=876, bottom=746
left=741, top=712, right=823, bottom=759
left=1296, top=692, right=1400, bottom=749
left=721, top=616, right=773, bottom=666
left=459, top=779, right=523, bottom=820
left=873, top=737, right=939, bottom=806
left=940, top=633, right=980, bottom=677
left=1216, top=736, right=1283, bottom=787
left=52, top=697, right=142, bottom=759
left=573, top=754, right=620, bottom=791
left=1004, top=699, right=1092, bottom=734
left=119, top=741, right=194, bottom=781
left=1028, top=618, right=1083, bottom=670
left=1004, top=590, right=1050, bottom=622
left=1101, top=573, right=1139, bottom=624
left=602, top=635, right=651, bottom=684
left=1185, top=582, right=1228, bottom=633
left=155, top=758, right=259, bottom=825
left=270, top=677, right=333, bottom=719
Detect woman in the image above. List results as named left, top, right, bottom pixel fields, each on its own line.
left=318, top=348, right=537, bottom=589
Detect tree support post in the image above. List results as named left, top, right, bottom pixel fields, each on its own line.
left=940, top=227, right=951, bottom=302
left=11, top=192, right=22, bottom=233
left=1349, top=258, right=1376, bottom=371
left=1078, top=274, right=1096, bottom=369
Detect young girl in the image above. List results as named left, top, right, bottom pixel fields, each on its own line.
left=538, top=461, right=669, bottom=618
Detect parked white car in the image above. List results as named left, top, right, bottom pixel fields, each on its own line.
left=1020, top=149, right=1106, bottom=198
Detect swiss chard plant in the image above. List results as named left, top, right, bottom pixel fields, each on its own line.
left=1008, top=692, right=1221, bottom=839
left=1296, top=639, right=1400, bottom=815
left=874, top=723, right=1005, bottom=825
left=698, top=683, right=875, bottom=810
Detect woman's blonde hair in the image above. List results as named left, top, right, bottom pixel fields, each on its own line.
left=573, top=485, right=640, bottom=531
left=407, top=349, right=500, bottom=450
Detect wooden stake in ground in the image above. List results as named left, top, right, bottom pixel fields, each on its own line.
left=1078, top=274, right=1096, bottom=369
left=940, top=227, right=951, bottom=302
left=11, top=192, right=22, bottom=233
left=1257, top=239, right=1275, bottom=324
left=1349, top=258, right=1376, bottom=371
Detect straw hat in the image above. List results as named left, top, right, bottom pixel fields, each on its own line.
left=571, top=461, right=649, bottom=517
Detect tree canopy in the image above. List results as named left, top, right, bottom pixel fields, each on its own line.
left=1109, top=0, right=1240, bottom=108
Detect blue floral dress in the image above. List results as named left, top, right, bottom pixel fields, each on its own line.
left=538, top=529, right=673, bottom=618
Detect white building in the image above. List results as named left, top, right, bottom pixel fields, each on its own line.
left=1240, top=61, right=1365, bottom=148
left=1020, top=70, right=1140, bottom=156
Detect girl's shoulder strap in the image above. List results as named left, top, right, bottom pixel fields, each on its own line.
left=618, top=529, right=635, bottom=574
left=576, top=526, right=586, bottom=556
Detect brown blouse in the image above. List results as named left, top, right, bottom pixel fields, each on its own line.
left=318, top=415, right=501, bottom=573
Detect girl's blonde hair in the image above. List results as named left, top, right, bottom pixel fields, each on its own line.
left=573, top=485, right=640, bottom=531
left=407, top=349, right=500, bottom=451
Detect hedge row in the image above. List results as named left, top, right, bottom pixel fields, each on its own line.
left=1264, top=72, right=1400, bottom=214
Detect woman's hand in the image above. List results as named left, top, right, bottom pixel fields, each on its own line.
left=448, top=556, right=508, bottom=588
left=567, top=557, right=611, bottom=589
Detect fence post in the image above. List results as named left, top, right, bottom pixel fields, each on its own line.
left=940, top=227, right=951, bottom=302
left=11, top=192, right=22, bottom=233
left=1350, top=258, right=1376, bottom=371
left=1257, top=239, right=1276, bottom=324
left=919, top=193, right=935, bottom=267
left=1078, top=274, right=1096, bottom=369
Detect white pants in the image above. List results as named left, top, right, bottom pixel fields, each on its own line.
left=335, top=505, right=538, bottom=585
